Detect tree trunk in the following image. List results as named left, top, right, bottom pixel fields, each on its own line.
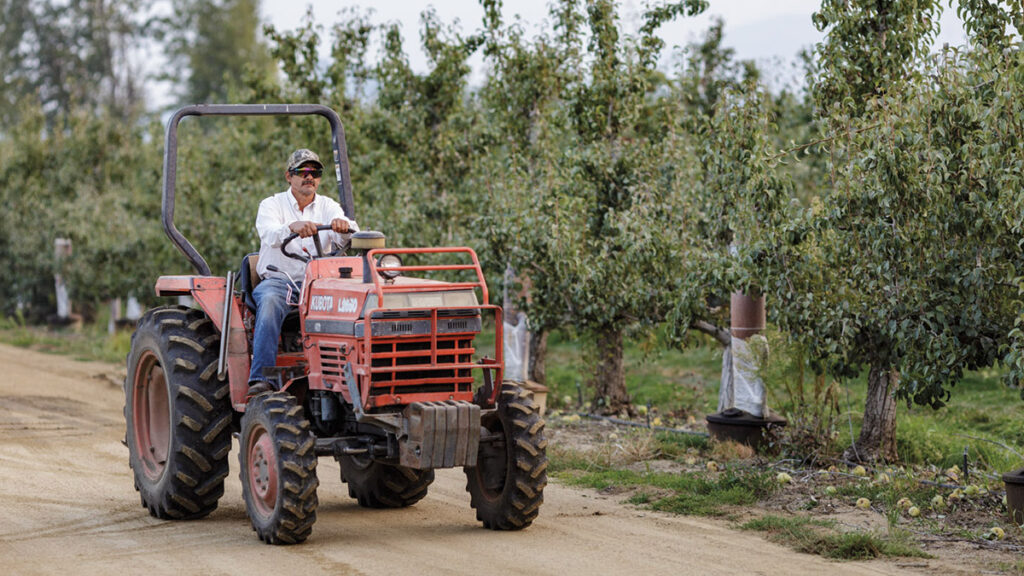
left=528, top=329, right=547, bottom=384
left=589, top=326, right=630, bottom=415
left=843, top=363, right=899, bottom=463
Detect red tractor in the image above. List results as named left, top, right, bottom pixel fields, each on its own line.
left=124, top=104, right=547, bottom=544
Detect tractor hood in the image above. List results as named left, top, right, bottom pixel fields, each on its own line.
left=301, top=258, right=481, bottom=339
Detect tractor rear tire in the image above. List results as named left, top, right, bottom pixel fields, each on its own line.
left=125, top=305, right=232, bottom=520
left=239, top=391, right=319, bottom=544
left=337, top=454, right=434, bottom=508
left=464, top=382, right=548, bottom=530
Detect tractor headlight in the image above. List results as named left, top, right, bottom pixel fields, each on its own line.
left=377, top=254, right=403, bottom=280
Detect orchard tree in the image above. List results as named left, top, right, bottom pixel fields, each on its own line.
left=368, top=9, right=486, bottom=247
left=766, top=0, right=1023, bottom=462
left=482, top=0, right=708, bottom=414
left=474, top=0, right=572, bottom=385
left=798, top=0, right=939, bottom=462
left=0, top=103, right=57, bottom=317
left=258, top=7, right=488, bottom=249
left=967, top=0, right=1024, bottom=389
left=158, top=0, right=273, bottom=106
left=660, top=16, right=790, bottom=352
left=0, top=0, right=148, bottom=127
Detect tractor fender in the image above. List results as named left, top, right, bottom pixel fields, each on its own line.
left=155, top=275, right=250, bottom=407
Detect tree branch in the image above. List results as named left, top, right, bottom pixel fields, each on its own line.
left=691, top=319, right=731, bottom=347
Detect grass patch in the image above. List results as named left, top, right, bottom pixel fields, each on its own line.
left=542, top=329, right=721, bottom=414
left=0, top=312, right=132, bottom=364
left=994, top=559, right=1024, bottom=575
left=741, top=515, right=930, bottom=560
left=555, top=459, right=777, bottom=517
left=656, top=431, right=710, bottom=457
left=648, top=483, right=758, bottom=516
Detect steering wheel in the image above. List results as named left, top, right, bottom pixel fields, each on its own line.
left=281, top=224, right=350, bottom=262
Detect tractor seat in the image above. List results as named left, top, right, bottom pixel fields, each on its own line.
left=238, top=253, right=300, bottom=314
left=237, top=253, right=302, bottom=354
left=237, top=253, right=261, bottom=312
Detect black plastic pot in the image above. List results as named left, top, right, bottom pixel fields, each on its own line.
left=705, top=408, right=787, bottom=451
left=1002, top=467, right=1024, bottom=525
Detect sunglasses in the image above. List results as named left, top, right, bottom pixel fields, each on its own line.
left=290, top=168, right=323, bottom=179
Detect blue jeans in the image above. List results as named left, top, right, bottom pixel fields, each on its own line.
left=248, top=276, right=300, bottom=384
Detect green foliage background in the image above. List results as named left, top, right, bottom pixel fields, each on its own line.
left=1, top=0, right=1022, bottom=430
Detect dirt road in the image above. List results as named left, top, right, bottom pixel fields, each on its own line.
left=0, top=342, right=925, bottom=575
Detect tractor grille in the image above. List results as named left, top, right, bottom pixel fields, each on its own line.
left=366, top=337, right=475, bottom=396
left=318, top=343, right=345, bottom=379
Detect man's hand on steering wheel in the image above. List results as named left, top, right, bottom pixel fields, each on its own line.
left=288, top=220, right=319, bottom=238
left=281, top=220, right=353, bottom=261
left=330, top=218, right=351, bottom=234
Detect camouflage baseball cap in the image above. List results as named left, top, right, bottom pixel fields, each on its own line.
left=286, top=148, right=324, bottom=172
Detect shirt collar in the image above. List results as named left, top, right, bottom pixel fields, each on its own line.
left=287, top=190, right=317, bottom=211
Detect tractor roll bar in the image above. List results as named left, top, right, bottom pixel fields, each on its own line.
left=162, top=104, right=356, bottom=276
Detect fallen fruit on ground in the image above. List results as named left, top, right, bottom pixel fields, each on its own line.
left=776, top=472, right=792, bottom=485
left=856, top=497, right=871, bottom=510
left=908, top=506, right=921, bottom=518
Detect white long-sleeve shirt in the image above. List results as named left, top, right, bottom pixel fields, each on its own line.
left=255, top=189, right=359, bottom=282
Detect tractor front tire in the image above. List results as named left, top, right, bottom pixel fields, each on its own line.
left=464, top=382, right=548, bottom=530
left=338, top=454, right=434, bottom=508
left=125, top=306, right=232, bottom=520
left=239, top=391, right=319, bottom=544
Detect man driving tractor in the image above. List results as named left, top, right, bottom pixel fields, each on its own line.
left=247, top=148, right=358, bottom=397
left=125, top=104, right=545, bottom=545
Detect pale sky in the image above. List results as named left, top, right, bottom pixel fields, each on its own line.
left=260, top=0, right=968, bottom=89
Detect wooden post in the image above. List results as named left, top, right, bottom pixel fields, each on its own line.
left=108, top=298, right=122, bottom=334
left=54, top=238, right=73, bottom=320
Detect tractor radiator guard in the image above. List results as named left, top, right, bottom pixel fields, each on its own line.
left=399, top=401, right=481, bottom=469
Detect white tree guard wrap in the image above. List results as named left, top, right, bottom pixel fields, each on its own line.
left=717, top=335, right=769, bottom=417
left=502, top=312, right=529, bottom=382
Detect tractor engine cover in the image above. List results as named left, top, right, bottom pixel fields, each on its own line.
left=399, top=401, right=481, bottom=469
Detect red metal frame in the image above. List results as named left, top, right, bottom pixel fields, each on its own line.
left=366, top=247, right=491, bottom=304
left=357, top=247, right=503, bottom=407
left=353, top=306, right=502, bottom=408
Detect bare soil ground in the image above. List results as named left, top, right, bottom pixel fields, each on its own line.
left=0, top=342, right=993, bottom=575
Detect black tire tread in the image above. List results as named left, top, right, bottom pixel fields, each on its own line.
left=240, top=392, right=319, bottom=545
left=125, top=305, right=232, bottom=520
left=338, top=456, right=434, bottom=509
left=465, top=382, right=547, bottom=530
